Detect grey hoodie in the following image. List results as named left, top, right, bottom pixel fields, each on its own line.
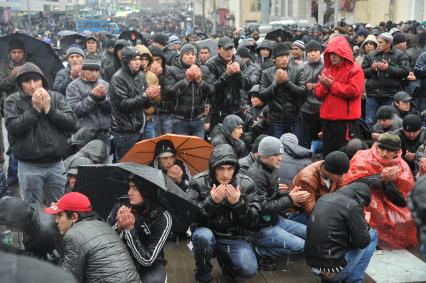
left=279, top=140, right=313, bottom=185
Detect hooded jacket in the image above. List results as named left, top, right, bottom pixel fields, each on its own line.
left=188, top=144, right=260, bottom=238
left=148, top=46, right=171, bottom=114
left=255, top=40, right=274, bottom=70
left=211, top=115, right=248, bottom=158
left=109, top=47, right=153, bottom=133
left=206, top=55, right=253, bottom=118
left=64, top=139, right=107, bottom=173
left=362, top=44, right=410, bottom=98
left=258, top=62, right=307, bottom=123
left=66, top=76, right=111, bottom=131
left=300, top=58, right=324, bottom=115
left=135, top=45, right=161, bottom=119
left=108, top=196, right=171, bottom=277
left=239, top=59, right=261, bottom=105
left=246, top=157, right=294, bottom=230
left=164, top=53, right=214, bottom=120
left=343, top=144, right=417, bottom=249
left=4, top=63, right=77, bottom=163
left=315, top=36, right=365, bottom=121
left=148, top=140, right=191, bottom=191
left=355, top=34, right=378, bottom=66
left=278, top=140, right=313, bottom=186
left=103, top=40, right=131, bottom=83
left=305, top=183, right=372, bottom=272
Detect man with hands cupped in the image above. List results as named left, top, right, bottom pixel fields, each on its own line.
left=188, top=144, right=260, bottom=282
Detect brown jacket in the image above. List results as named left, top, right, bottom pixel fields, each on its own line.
left=292, top=160, right=344, bottom=215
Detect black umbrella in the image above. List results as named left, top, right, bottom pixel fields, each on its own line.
left=0, top=33, right=64, bottom=87
left=118, top=30, right=148, bottom=46
left=60, top=33, right=86, bottom=54
left=265, top=29, right=293, bottom=42
left=74, top=163, right=201, bottom=233
left=57, top=30, right=77, bottom=37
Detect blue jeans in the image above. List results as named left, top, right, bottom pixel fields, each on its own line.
left=18, top=160, right=66, bottom=207
left=287, top=211, right=309, bottom=225
left=192, top=227, right=257, bottom=282
left=365, top=96, right=394, bottom=127
left=113, top=132, right=143, bottom=161
left=269, top=120, right=299, bottom=139
left=315, top=229, right=378, bottom=283
left=154, top=113, right=173, bottom=137
left=249, top=216, right=306, bottom=259
left=7, top=151, right=18, bottom=184
left=172, top=116, right=205, bottom=138
left=143, top=120, right=155, bottom=140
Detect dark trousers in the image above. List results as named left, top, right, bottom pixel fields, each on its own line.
left=301, top=112, right=322, bottom=149
left=322, top=119, right=360, bottom=157
left=112, top=132, right=143, bottom=161
left=268, top=120, right=299, bottom=139
left=139, top=261, right=167, bottom=283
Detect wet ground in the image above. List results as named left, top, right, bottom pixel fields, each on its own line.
left=163, top=240, right=426, bottom=283
left=3, top=124, right=426, bottom=283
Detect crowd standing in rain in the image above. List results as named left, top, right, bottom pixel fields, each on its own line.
left=2, top=8, right=426, bottom=283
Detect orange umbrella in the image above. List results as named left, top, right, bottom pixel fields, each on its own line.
left=120, top=134, right=213, bottom=176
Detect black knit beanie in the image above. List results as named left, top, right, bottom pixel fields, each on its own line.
left=324, top=151, right=350, bottom=175
left=305, top=40, right=322, bottom=53
left=403, top=114, right=422, bottom=132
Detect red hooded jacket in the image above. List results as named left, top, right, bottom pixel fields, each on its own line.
left=315, top=36, right=364, bottom=121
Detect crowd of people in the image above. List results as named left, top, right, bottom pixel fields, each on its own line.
left=1, top=16, right=426, bottom=283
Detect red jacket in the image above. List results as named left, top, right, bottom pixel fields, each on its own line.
left=315, top=36, right=364, bottom=121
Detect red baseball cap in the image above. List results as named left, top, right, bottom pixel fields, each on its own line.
left=45, top=192, right=92, bottom=215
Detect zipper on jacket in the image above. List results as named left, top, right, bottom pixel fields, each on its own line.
left=191, top=83, right=195, bottom=119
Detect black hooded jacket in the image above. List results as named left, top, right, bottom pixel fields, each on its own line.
left=211, top=115, right=248, bottom=158
left=164, top=56, right=214, bottom=120
left=246, top=157, right=294, bottom=230
left=103, top=40, right=132, bottom=83
left=109, top=47, right=153, bottom=133
left=108, top=196, right=171, bottom=277
left=4, top=63, right=77, bottom=163
left=279, top=141, right=313, bottom=186
left=188, top=144, right=260, bottom=238
left=255, top=40, right=274, bottom=70
left=305, top=182, right=372, bottom=272
left=148, top=140, right=191, bottom=191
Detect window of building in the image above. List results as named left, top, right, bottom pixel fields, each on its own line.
left=250, top=0, right=261, bottom=12
left=288, top=0, right=293, bottom=16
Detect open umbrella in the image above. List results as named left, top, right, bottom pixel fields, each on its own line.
left=57, top=30, right=77, bottom=37
left=59, top=33, right=86, bottom=54
left=265, top=28, right=293, bottom=42
left=0, top=33, right=64, bottom=87
left=74, top=163, right=201, bottom=232
left=195, top=38, right=218, bottom=56
left=119, top=30, right=148, bottom=46
left=121, top=134, right=212, bottom=176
